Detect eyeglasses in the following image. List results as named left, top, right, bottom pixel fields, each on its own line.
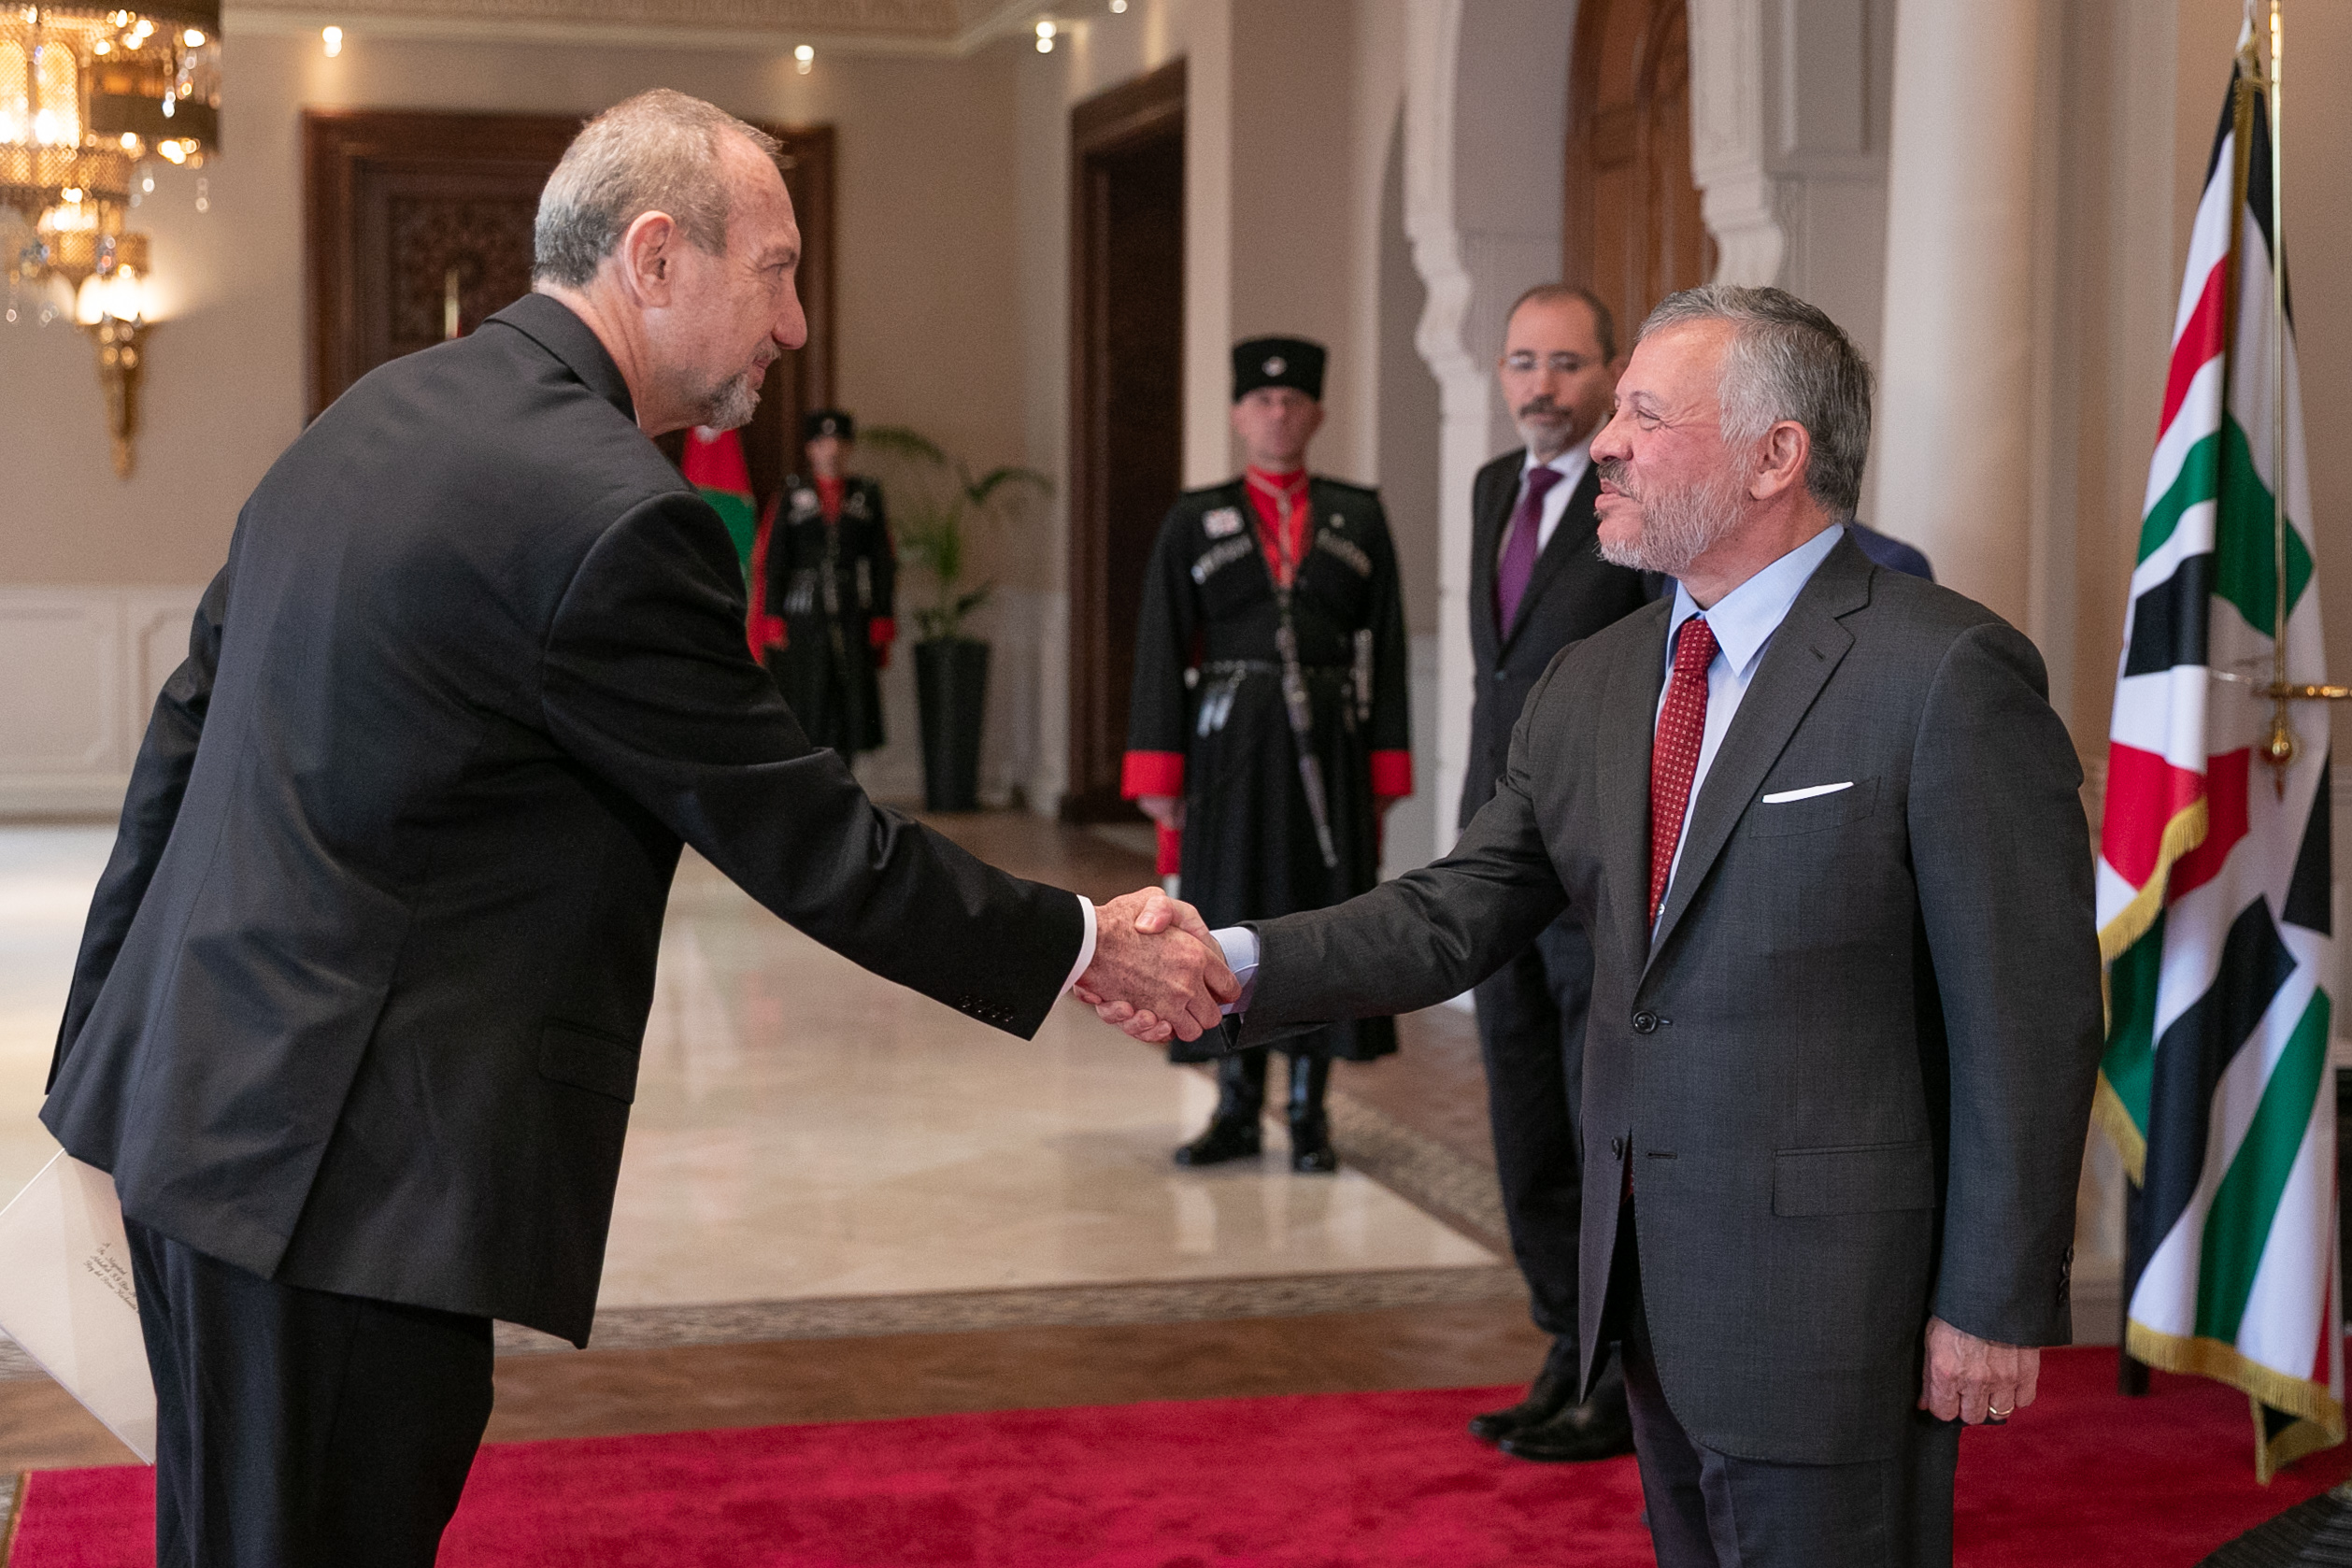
left=1503, top=351, right=1601, bottom=376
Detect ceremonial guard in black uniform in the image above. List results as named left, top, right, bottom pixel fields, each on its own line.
left=761, top=409, right=897, bottom=756
left=1124, top=338, right=1413, bottom=1173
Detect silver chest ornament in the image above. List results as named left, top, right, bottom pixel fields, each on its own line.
left=1202, top=506, right=1244, bottom=539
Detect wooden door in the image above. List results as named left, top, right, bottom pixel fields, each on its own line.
left=304, top=108, right=834, bottom=512
left=1564, top=0, right=1716, bottom=339
left=1065, top=61, right=1185, bottom=823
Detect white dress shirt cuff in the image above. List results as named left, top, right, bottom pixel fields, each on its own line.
left=1212, top=925, right=1259, bottom=1014
left=1062, top=895, right=1098, bottom=996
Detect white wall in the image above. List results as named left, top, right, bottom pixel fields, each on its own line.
left=0, top=27, right=1037, bottom=809
left=0, top=588, right=203, bottom=813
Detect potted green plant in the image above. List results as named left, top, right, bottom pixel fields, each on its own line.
left=859, top=426, right=1052, bottom=811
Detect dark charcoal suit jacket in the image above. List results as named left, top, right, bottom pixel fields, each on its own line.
left=1238, top=535, right=2101, bottom=1464
left=42, top=294, right=1084, bottom=1347
left=1459, top=450, right=1650, bottom=828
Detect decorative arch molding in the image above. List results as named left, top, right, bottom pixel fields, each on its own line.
left=1687, top=0, right=1784, bottom=285
left=1403, top=0, right=1575, bottom=856
left=1689, top=0, right=1895, bottom=356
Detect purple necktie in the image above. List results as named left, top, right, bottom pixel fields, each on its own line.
left=1496, top=464, right=1566, bottom=633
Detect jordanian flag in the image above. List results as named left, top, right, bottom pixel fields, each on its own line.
left=680, top=423, right=777, bottom=657
left=682, top=423, right=759, bottom=580
left=2098, top=22, right=2340, bottom=1482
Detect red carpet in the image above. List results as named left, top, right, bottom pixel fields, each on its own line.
left=10, top=1347, right=2352, bottom=1566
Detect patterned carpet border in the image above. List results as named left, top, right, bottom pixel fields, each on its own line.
left=1320, top=1081, right=1508, bottom=1253
left=478, top=1085, right=1521, bottom=1357
left=489, top=1264, right=1523, bottom=1355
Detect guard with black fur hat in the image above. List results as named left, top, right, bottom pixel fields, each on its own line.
left=761, top=407, right=898, bottom=756
left=1123, top=336, right=1414, bottom=1173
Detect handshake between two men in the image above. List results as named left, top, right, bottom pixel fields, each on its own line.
left=1076, top=888, right=1234, bottom=1044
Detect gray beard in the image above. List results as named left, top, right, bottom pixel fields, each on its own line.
left=1516, top=412, right=1576, bottom=464
left=1595, top=466, right=1750, bottom=577
left=693, top=366, right=764, bottom=432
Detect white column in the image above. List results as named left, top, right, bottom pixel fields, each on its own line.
left=1404, top=0, right=1573, bottom=864
left=1182, top=0, right=1236, bottom=488
left=1872, top=0, right=2042, bottom=626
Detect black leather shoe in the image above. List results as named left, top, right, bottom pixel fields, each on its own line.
left=1286, top=1054, right=1337, bottom=1173
left=1467, top=1337, right=1580, bottom=1442
left=1496, top=1363, right=1633, bottom=1463
left=1174, top=1116, right=1262, bottom=1166
left=1290, top=1136, right=1338, bottom=1174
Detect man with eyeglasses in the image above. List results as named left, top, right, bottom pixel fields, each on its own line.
left=1461, top=284, right=1653, bottom=1463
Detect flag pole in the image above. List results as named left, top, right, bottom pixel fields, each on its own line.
left=2254, top=2, right=2352, bottom=784
left=2263, top=0, right=2295, bottom=792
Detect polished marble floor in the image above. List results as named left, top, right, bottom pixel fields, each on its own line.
left=0, top=823, right=1493, bottom=1319
left=0, top=816, right=1543, bottom=1474
left=607, top=849, right=1494, bottom=1306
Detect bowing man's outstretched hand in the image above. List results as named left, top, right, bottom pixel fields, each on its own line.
left=1078, top=890, right=1224, bottom=1045
left=1076, top=888, right=1238, bottom=1043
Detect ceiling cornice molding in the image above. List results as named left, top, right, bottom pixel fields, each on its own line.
left=221, top=0, right=1054, bottom=56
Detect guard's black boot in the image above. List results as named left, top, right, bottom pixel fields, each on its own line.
left=1175, top=1050, right=1266, bottom=1166
left=1496, top=1351, right=1634, bottom=1463
left=1467, top=1334, right=1580, bottom=1443
left=1287, top=1053, right=1337, bottom=1173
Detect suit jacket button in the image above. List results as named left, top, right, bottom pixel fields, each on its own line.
left=1610, top=1136, right=1626, bottom=1159
left=1632, top=1010, right=1659, bottom=1035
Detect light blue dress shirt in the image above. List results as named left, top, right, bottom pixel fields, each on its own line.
left=1211, top=524, right=1847, bottom=1011
left=1649, top=522, right=1846, bottom=911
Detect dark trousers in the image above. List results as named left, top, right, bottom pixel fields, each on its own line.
left=1210, top=1048, right=1329, bottom=1121
left=1607, top=1215, right=1960, bottom=1568
left=1472, top=913, right=1594, bottom=1342
left=125, top=1219, right=496, bottom=1568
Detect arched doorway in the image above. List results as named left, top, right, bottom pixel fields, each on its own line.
left=1563, top=0, right=1716, bottom=339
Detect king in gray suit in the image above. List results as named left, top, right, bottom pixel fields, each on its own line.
left=1093, top=285, right=2102, bottom=1565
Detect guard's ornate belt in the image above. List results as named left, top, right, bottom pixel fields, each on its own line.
left=1200, top=659, right=1347, bottom=677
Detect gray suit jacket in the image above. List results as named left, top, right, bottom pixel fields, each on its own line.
left=1237, top=535, right=2100, bottom=1464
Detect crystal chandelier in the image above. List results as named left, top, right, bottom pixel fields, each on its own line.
left=0, top=0, right=221, bottom=230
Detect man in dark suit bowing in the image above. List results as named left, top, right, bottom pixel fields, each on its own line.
left=1461, top=284, right=1651, bottom=1463
left=42, top=90, right=1233, bottom=1568
left=1094, top=285, right=2101, bottom=1565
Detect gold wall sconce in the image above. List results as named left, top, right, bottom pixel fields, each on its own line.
left=5, top=202, right=159, bottom=478
left=72, top=234, right=153, bottom=478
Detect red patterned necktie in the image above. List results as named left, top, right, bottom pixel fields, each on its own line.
left=1647, top=616, right=1718, bottom=925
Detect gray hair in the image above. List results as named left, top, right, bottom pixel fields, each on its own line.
left=534, top=90, right=780, bottom=287
left=1636, top=284, right=1873, bottom=519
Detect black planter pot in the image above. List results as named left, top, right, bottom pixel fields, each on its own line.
left=914, top=637, right=991, bottom=811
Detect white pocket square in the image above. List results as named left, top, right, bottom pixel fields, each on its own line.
left=1760, top=781, right=1854, bottom=805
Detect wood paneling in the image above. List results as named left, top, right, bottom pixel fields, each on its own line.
left=1565, top=0, right=1717, bottom=341
left=1065, top=61, right=1185, bottom=823
left=303, top=109, right=834, bottom=519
